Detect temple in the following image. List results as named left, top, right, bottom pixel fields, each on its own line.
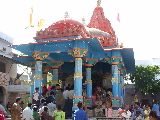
left=10, top=0, right=135, bottom=113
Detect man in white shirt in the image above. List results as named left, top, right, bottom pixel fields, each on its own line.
left=121, top=105, right=132, bottom=120
left=22, top=103, right=34, bottom=120
left=47, top=99, right=57, bottom=116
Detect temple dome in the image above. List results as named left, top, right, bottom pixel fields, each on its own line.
left=47, top=19, right=84, bottom=30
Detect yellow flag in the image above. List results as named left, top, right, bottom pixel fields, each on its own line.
left=25, top=7, right=33, bottom=29
left=38, top=19, right=45, bottom=30
left=29, top=7, right=33, bottom=26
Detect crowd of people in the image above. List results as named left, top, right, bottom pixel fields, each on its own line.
left=0, top=85, right=160, bottom=120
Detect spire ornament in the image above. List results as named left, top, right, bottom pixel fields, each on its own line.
left=97, top=0, right=101, bottom=7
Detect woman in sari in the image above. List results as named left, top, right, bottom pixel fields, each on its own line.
left=55, top=89, right=65, bottom=110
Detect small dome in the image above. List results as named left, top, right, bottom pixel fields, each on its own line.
left=48, top=19, right=84, bottom=30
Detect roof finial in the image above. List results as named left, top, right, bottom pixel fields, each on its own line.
left=64, top=11, right=70, bottom=19
left=82, top=17, right=86, bottom=25
left=97, top=0, right=101, bottom=7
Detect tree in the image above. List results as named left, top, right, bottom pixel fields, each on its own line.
left=126, top=65, right=160, bottom=97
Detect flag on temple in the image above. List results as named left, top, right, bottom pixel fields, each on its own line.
left=25, top=7, right=34, bottom=29
left=38, top=19, right=45, bottom=30
left=117, top=13, right=120, bottom=23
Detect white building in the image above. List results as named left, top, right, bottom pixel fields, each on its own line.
left=0, top=31, right=18, bottom=106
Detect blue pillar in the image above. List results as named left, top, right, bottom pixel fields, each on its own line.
left=111, top=65, right=119, bottom=97
left=52, top=68, right=59, bottom=86
left=72, top=57, right=83, bottom=114
left=30, top=69, right=35, bottom=98
left=118, top=70, right=122, bottom=97
left=34, top=60, right=43, bottom=94
left=86, top=67, right=92, bottom=98
left=121, top=76, right=124, bottom=98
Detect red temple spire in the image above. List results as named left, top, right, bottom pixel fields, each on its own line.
left=87, top=1, right=118, bottom=47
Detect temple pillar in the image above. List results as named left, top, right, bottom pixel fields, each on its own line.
left=83, top=58, right=97, bottom=108
left=42, top=66, right=50, bottom=91
left=111, top=65, right=119, bottom=97
left=30, top=69, right=35, bottom=98
left=67, top=47, right=88, bottom=115
left=47, top=60, right=64, bottom=86
left=110, top=51, right=122, bottom=110
left=32, top=51, right=50, bottom=94
left=34, top=60, right=43, bottom=93
left=118, top=70, right=121, bottom=98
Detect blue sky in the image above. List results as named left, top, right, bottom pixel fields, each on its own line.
left=0, top=0, right=160, bottom=60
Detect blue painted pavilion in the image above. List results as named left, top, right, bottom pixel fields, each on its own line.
left=10, top=1, right=135, bottom=111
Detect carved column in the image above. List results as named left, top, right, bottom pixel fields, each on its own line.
left=83, top=58, right=97, bottom=108
left=47, top=60, right=64, bottom=86
left=110, top=50, right=122, bottom=110
left=68, top=47, right=88, bottom=114
left=32, top=51, right=50, bottom=94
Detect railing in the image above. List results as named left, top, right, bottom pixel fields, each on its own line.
left=8, top=85, right=30, bottom=93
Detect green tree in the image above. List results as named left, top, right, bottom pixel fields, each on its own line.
left=127, top=65, right=160, bottom=97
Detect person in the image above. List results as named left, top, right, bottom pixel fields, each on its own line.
left=0, top=100, right=7, bottom=116
left=105, top=106, right=113, bottom=117
left=6, top=102, right=12, bottom=114
left=132, top=102, right=144, bottom=120
left=102, top=102, right=106, bottom=116
left=0, top=109, right=6, bottom=120
left=52, top=104, right=65, bottom=120
left=135, top=111, right=143, bottom=120
left=144, top=105, right=151, bottom=120
left=11, top=97, right=22, bottom=120
left=41, top=107, right=56, bottom=120
left=152, top=100, right=160, bottom=116
left=39, top=102, right=48, bottom=117
left=121, top=105, right=132, bottom=120
left=149, top=111, right=160, bottom=120
left=40, top=92, right=47, bottom=104
left=33, top=106, right=40, bottom=120
left=56, top=89, right=65, bottom=110
left=22, top=103, right=34, bottom=120
left=32, top=87, right=40, bottom=107
left=46, top=91, right=55, bottom=104
left=47, top=99, right=57, bottom=116
left=63, top=87, right=69, bottom=118
left=66, top=87, right=74, bottom=118
left=74, top=102, right=88, bottom=120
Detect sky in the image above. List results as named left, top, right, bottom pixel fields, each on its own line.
left=0, top=0, right=160, bottom=60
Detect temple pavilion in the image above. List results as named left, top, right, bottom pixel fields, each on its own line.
left=10, top=0, right=135, bottom=111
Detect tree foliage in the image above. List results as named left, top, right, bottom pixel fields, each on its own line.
left=127, top=65, right=160, bottom=95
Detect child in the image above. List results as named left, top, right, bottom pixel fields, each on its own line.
left=135, top=111, right=143, bottom=120
left=52, top=104, right=65, bottom=120
left=33, top=106, right=40, bottom=120
left=105, top=106, right=113, bottom=117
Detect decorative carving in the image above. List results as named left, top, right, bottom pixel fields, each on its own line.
left=68, top=47, right=88, bottom=57
left=47, top=60, right=64, bottom=68
left=34, top=75, right=43, bottom=80
left=83, top=58, right=98, bottom=66
left=32, top=51, right=50, bottom=60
